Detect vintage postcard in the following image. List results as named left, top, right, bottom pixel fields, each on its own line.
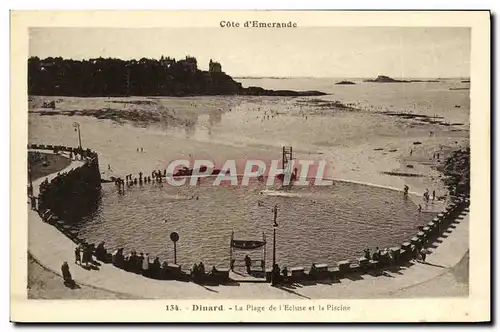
left=10, top=10, right=490, bottom=323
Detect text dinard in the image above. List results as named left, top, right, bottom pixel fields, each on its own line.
left=220, top=21, right=298, bottom=28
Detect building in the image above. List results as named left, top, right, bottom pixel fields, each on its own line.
left=209, top=59, right=222, bottom=73
left=178, top=56, right=198, bottom=74
left=159, top=56, right=175, bottom=68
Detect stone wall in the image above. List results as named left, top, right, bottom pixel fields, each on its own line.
left=29, top=144, right=101, bottom=221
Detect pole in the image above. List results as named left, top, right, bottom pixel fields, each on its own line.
left=174, top=241, right=177, bottom=265
left=263, top=232, right=266, bottom=272
left=77, top=126, right=82, bottom=150
left=73, top=122, right=82, bottom=150
left=282, top=146, right=285, bottom=170
left=272, top=228, right=276, bottom=267
left=272, top=205, right=278, bottom=285
left=230, top=231, right=234, bottom=270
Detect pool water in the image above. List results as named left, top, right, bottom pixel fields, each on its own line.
left=69, top=177, right=436, bottom=269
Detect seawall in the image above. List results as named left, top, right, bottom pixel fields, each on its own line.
left=29, top=144, right=101, bottom=239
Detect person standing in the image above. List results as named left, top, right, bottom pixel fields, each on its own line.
left=81, top=244, right=88, bottom=266
left=61, top=262, right=72, bottom=283
left=420, top=248, right=427, bottom=262
left=244, top=255, right=252, bottom=274
left=74, top=246, right=81, bottom=265
left=142, top=253, right=150, bottom=276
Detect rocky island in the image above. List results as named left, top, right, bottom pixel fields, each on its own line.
left=28, top=56, right=326, bottom=97
left=335, top=80, right=356, bottom=85
left=364, top=75, right=410, bottom=83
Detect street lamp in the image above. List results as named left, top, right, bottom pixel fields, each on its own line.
left=73, top=122, right=82, bottom=150
left=272, top=204, right=278, bottom=286
left=170, top=232, right=179, bottom=265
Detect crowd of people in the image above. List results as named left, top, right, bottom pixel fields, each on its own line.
left=74, top=242, right=99, bottom=267
left=110, top=248, right=168, bottom=278
left=362, top=246, right=401, bottom=264
left=114, top=169, right=170, bottom=193
left=363, top=242, right=428, bottom=265
left=70, top=240, right=233, bottom=283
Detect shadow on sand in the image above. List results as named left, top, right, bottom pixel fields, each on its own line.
left=63, top=279, right=81, bottom=290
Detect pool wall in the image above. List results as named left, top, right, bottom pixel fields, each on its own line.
left=30, top=144, right=101, bottom=229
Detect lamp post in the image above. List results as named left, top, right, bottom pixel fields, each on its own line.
left=73, top=122, right=82, bottom=150
left=272, top=204, right=278, bottom=286
left=170, top=232, right=179, bottom=265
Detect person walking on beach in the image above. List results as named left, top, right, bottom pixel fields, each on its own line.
left=432, top=190, right=436, bottom=201
left=61, top=261, right=73, bottom=284
left=418, top=204, right=422, bottom=213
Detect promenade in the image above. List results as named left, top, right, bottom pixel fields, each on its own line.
left=28, top=159, right=469, bottom=299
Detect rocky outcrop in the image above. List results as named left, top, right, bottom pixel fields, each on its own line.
left=335, top=81, right=356, bottom=85
left=364, top=75, right=410, bottom=83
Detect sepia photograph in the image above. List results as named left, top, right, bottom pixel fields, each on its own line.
left=10, top=10, right=490, bottom=322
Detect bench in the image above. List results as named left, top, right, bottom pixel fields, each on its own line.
left=315, top=264, right=328, bottom=272
left=309, top=263, right=329, bottom=279
left=368, top=260, right=380, bottom=269
left=410, top=244, right=417, bottom=256
left=399, top=249, right=408, bottom=260
left=167, top=264, right=182, bottom=274
left=390, top=247, right=402, bottom=262
left=358, top=257, right=369, bottom=268
left=329, top=266, right=340, bottom=278
left=349, top=262, right=361, bottom=273
left=390, top=246, right=401, bottom=253
left=211, top=268, right=230, bottom=281
left=265, top=268, right=273, bottom=282
left=338, top=260, right=351, bottom=274
left=290, top=267, right=306, bottom=281
left=290, top=267, right=306, bottom=277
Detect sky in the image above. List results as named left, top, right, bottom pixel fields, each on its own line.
left=29, top=27, right=471, bottom=78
